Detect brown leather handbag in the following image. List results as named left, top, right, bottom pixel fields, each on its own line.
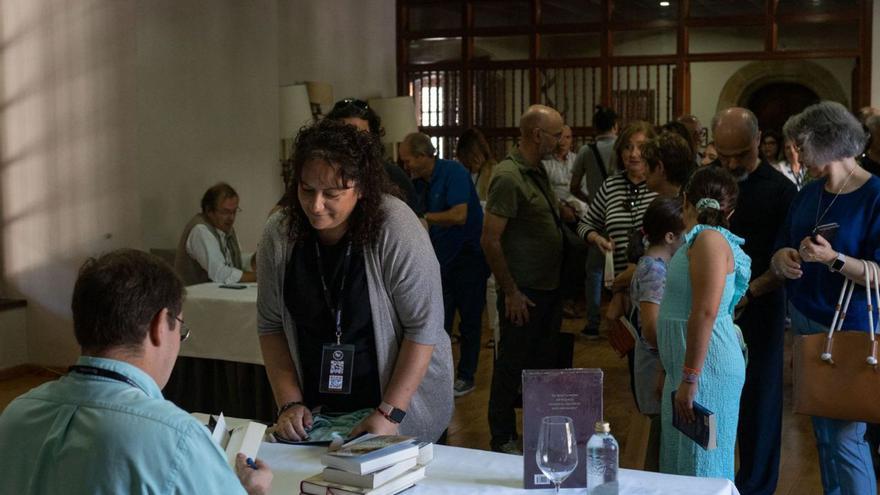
left=793, top=260, right=880, bottom=423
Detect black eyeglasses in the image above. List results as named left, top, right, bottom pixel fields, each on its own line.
left=332, top=98, right=369, bottom=114
left=175, top=316, right=191, bottom=342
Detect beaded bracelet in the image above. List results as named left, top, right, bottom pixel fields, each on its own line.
left=682, top=371, right=699, bottom=384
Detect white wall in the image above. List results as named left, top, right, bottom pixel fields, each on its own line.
left=0, top=0, right=281, bottom=366
left=0, top=0, right=142, bottom=365
left=136, top=0, right=280, bottom=252
left=278, top=0, right=396, bottom=102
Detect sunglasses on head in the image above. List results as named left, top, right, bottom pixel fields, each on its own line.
left=332, top=98, right=370, bottom=114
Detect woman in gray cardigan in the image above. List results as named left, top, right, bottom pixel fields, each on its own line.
left=258, top=120, right=453, bottom=443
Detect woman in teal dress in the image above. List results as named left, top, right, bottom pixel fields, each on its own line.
left=657, top=166, right=751, bottom=480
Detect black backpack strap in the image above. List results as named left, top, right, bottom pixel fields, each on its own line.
left=589, top=143, right=607, bottom=181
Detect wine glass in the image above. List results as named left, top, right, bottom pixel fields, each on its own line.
left=535, top=416, right=578, bottom=494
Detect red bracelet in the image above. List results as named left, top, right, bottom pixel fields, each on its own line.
left=682, top=366, right=701, bottom=375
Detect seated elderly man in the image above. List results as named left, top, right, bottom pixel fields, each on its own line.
left=175, top=182, right=256, bottom=285
left=0, top=249, right=273, bottom=494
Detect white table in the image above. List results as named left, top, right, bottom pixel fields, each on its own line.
left=260, top=442, right=740, bottom=495
left=180, top=282, right=263, bottom=365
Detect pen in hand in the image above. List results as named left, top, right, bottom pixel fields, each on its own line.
left=246, top=457, right=258, bottom=470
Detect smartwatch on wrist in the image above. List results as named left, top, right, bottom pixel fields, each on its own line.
left=828, top=252, right=846, bottom=273
left=377, top=402, right=406, bottom=424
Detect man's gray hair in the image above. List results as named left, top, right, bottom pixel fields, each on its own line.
left=711, top=108, right=759, bottom=140
left=783, top=101, right=867, bottom=166
left=403, top=132, right=436, bottom=157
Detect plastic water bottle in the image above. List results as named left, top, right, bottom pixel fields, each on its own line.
left=586, top=421, right=619, bottom=495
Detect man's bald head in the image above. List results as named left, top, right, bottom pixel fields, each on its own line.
left=520, top=105, right=563, bottom=136
left=519, top=105, right=564, bottom=161
left=711, top=107, right=761, bottom=177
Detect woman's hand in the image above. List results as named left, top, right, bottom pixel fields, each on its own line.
left=592, top=233, right=615, bottom=254
left=799, top=235, right=836, bottom=266
left=349, top=410, right=400, bottom=438
left=674, top=381, right=698, bottom=424
left=772, top=247, right=803, bottom=279
left=505, top=289, right=536, bottom=326
left=273, top=404, right=313, bottom=441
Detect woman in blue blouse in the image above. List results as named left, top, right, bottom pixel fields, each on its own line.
left=773, top=101, right=880, bottom=495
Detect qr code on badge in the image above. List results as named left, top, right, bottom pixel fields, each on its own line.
left=328, top=375, right=343, bottom=390
left=330, top=360, right=344, bottom=374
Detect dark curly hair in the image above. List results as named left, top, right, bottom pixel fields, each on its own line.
left=683, top=166, right=738, bottom=229
left=283, top=119, right=393, bottom=246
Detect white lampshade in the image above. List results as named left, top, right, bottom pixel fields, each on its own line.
left=368, top=96, right=418, bottom=144
left=305, top=81, right=334, bottom=110
left=279, top=84, right=313, bottom=139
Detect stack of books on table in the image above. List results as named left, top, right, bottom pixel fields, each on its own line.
left=300, top=434, right=433, bottom=495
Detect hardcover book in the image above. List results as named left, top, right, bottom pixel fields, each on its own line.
left=321, top=434, right=419, bottom=475
left=300, top=466, right=426, bottom=495
left=522, top=368, right=604, bottom=490
left=670, top=392, right=717, bottom=450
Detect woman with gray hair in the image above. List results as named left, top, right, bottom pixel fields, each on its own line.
left=772, top=101, right=880, bottom=495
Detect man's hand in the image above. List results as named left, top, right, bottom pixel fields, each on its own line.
left=772, top=247, right=803, bottom=280
left=349, top=409, right=401, bottom=438
left=273, top=403, right=313, bottom=441
left=560, top=203, right=576, bottom=223
left=505, top=289, right=536, bottom=326
left=235, top=454, right=273, bottom=495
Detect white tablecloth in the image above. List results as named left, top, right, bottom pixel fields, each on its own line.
left=260, top=442, right=740, bottom=495
left=179, top=283, right=263, bottom=365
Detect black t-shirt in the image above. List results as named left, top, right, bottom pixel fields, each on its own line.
left=726, top=161, right=797, bottom=280
left=284, top=236, right=381, bottom=413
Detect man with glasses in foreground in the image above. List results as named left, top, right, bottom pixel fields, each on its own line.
left=482, top=104, right=565, bottom=454
left=0, top=249, right=273, bottom=494
left=175, top=181, right=257, bottom=285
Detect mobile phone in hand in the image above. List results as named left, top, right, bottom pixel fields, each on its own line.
left=811, top=222, right=840, bottom=244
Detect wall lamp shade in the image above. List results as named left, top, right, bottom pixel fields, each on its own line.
left=279, top=84, right=313, bottom=140
left=305, top=81, right=334, bottom=113
left=367, top=96, right=418, bottom=144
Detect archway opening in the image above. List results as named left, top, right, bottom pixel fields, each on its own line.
left=746, top=82, right=820, bottom=133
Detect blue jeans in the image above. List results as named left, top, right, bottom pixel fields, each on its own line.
left=584, top=245, right=604, bottom=330
left=789, top=303, right=877, bottom=495
left=442, top=246, right=488, bottom=382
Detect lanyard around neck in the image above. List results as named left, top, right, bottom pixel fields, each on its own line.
left=314, top=240, right=353, bottom=345
left=69, top=365, right=145, bottom=394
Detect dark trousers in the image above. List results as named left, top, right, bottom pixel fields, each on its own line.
left=735, top=292, right=785, bottom=495
left=488, top=287, right=562, bottom=448
left=442, top=247, right=488, bottom=382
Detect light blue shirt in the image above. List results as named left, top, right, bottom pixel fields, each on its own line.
left=0, top=356, right=246, bottom=495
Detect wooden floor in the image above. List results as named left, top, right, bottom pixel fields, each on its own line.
left=1, top=316, right=876, bottom=494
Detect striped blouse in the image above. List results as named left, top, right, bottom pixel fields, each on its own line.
left=577, top=173, right=658, bottom=273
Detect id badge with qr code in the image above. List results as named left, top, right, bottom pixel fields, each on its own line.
left=319, top=344, right=354, bottom=395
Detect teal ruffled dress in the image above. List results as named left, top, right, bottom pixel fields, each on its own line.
left=657, top=225, right=751, bottom=480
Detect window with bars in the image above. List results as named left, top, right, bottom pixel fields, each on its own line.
left=399, top=0, right=871, bottom=162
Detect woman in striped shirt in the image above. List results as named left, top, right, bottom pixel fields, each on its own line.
left=577, top=121, right=659, bottom=276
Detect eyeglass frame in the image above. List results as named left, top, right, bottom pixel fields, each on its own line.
left=174, top=316, right=191, bottom=342
left=537, top=127, right=564, bottom=141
